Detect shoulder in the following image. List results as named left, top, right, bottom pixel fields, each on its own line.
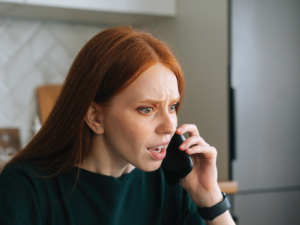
left=1, top=161, right=49, bottom=178
left=0, top=161, right=58, bottom=209
left=0, top=162, right=48, bottom=224
left=0, top=162, right=51, bottom=192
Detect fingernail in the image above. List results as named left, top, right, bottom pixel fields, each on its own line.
left=177, top=127, right=182, bottom=132
left=180, top=144, right=185, bottom=149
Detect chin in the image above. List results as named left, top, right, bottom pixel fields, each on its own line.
left=138, top=161, right=162, bottom=172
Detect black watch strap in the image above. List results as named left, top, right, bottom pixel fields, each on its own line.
left=197, top=192, right=230, bottom=221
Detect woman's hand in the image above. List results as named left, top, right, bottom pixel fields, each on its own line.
left=176, top=124, right=223, bottom=208
left=177, top=124, right=236, bottom=224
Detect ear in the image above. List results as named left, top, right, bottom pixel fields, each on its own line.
left=84, top=103, right=104, bottom=134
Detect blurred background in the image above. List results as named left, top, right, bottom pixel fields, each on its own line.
left=0, top=0, right=299, bottom=224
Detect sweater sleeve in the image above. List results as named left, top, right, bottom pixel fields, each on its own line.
left=0, top=164, right=42, bottom=225
left=180, top=189, right=206, bottom=225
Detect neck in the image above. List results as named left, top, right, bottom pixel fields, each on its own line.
left=79, top=136, right=135, bottom=178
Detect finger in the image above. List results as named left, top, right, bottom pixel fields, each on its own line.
left=177, top=124, right=209, bottom=146
left=186, top=145, right=217, bottom=157
left=198, top=136, right=210, bottom=147
left=176, top=124, right=199, bottom=137
left=177, top=124, right=210, bottom=147
left=183, top=135, right=210, bottom=148
left=179, top=136, right=202, bottom=150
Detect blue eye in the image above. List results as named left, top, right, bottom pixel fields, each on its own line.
left=139, top=107, right=153, bottom=114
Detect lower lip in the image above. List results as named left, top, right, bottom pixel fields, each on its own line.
left=147, top=146, right=167, bottom=160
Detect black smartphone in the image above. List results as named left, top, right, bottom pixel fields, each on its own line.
left=161, top=131, right=193, bottom=186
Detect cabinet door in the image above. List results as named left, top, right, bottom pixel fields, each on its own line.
left=232, top=0, right=300, bottom=190
left=233, top=191, right=300, bottom=225
left=25, top=0, right=176, bottom=16
left=0, top=0, right=24, bottom=3
left=0, top=0, right=24, bottom=14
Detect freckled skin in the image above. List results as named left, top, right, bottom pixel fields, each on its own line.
left=88, top=63, right=180, bottom=176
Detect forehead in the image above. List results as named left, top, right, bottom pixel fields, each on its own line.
left=116, top=63, right=179, bottom=104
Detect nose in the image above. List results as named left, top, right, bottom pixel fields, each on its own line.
left=155, top=109, right=177, bottom=135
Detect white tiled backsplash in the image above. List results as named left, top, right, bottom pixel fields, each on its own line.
left=0, top=17, right=107, bottom=147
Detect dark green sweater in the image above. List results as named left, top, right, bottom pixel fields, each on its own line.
left=0, top=162, right=205, bottom=225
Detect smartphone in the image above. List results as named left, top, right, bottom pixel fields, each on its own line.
left=161, top=131, right=193, bottom=186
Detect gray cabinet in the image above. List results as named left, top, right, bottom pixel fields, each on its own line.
left=231, top=0, right=300, bottom=223
left=234, top=191, right=300, bottom=225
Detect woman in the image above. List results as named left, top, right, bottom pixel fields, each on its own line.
left=0, top=26, right=235, bottom=225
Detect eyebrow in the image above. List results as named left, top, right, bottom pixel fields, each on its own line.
left=140, top=96, right=180, bottom=105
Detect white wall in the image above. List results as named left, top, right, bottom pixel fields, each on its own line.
left=0, top=18, right=106, bottom=146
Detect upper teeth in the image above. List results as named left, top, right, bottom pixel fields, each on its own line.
left=150, top=146, right=164, bottom=153
left=157, top=146, right=164, bottom=151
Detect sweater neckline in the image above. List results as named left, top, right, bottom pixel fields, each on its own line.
left=73, top=166, right=139, bottom=180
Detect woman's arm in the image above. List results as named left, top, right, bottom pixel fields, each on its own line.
left=176, top=124, right=235, bottom=225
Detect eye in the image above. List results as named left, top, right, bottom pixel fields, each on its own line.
left=169, top=103, right=179, bottom=112
left=139, top=107, right=153, bottom=114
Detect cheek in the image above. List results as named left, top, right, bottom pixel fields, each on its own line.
left=169, top=113, right=178, bottom=128
left=110, top=110, right=148, bottom=147
left=125, top=120, right=149, bottom=148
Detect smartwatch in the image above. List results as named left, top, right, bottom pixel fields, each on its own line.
left=197, top=192, right=230, bottom=221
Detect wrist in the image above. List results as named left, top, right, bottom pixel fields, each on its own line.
left=200, top=189, right=223, bottom=208
left=197, top=192, right=231, bottom=221
left=189, top=186, right=223, bottom=208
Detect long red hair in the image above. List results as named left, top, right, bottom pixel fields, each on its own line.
left=7, top=26, right=185, bottom=175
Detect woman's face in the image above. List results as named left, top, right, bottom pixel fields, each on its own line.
left=100, top=63, right=180, bottom=172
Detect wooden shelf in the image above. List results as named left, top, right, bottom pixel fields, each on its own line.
left=37, top=84, right=62, bottom=124
left=218, top=181, right=238, bottom=194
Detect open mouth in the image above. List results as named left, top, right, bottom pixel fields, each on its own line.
left=146, top=141, right=169, bottom=160
left=148, top=146, right=164, bottom=153
left=147, top=145, right=167, bottom=160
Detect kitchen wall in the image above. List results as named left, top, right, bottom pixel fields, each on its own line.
left=0, top=2, right=230, bottom=181
left=0, top=17, right=106, bottom=147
